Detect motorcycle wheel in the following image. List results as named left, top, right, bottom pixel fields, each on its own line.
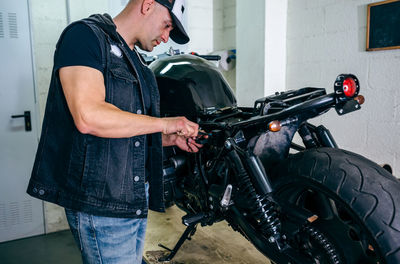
left=270, top=147, right=400, bottom=264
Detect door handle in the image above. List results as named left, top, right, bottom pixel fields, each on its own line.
left=11, top=111, right=32, bottom=131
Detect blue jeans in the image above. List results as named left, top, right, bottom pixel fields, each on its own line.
left=65, top=185, right=149, bottom=264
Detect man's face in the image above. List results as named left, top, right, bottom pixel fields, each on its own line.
left=139, top=2, right=174, bottom=52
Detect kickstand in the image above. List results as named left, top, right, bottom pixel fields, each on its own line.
left=158, top=224, right=198, bottom=261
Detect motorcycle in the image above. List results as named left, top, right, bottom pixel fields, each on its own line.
left=148, top=54, right=400, bottom=264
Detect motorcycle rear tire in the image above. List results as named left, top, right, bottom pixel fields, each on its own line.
left=270, top=147, right=400, bottom=264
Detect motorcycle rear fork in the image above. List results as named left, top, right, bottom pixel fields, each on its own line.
left=230, top=206, right=319, bottom=264
left=225, top=137, right=326, bottom=263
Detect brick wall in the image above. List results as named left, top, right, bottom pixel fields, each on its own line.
left=286, top=0, right=400, bottom=176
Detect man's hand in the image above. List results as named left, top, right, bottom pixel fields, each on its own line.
left=161, top=116, right=205, bottom=152
left=161, top=116, right=199, bottom=138
left=162, top=134, right=204, bottom=153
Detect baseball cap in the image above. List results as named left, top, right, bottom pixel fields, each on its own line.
left=155, top=0, right=189, bottom=44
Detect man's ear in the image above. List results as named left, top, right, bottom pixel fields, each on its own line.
left=141, top=0, right=155, bottom=15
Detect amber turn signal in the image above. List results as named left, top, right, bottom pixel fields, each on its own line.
left=268, top=121, right=281, bottom=132
left=307, top=215, right=319, bottom=223
left=354, top=95, right=365, bottom=105
left=368, top=245, right=375, bottom=252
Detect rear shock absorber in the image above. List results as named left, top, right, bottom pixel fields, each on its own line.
left=228, top=149, right=283, bottom=249
left=256, top=196, right=281, bottom=240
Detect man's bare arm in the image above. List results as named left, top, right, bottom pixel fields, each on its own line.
left=60, top=65, right=198, bottom=138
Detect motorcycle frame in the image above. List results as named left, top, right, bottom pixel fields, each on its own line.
left=160, top=85, right=362, bottom=263
left=200, top=88, right=358, bottom=136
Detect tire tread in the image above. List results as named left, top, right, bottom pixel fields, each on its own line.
left=272, top=147, right=400, bottom=264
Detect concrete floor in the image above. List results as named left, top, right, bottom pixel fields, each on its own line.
left=0, top=205, right=270, bottom=263
left=144, top=206, right=269, bottom=263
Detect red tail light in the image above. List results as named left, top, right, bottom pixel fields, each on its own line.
left=334, top=74, right=363, bottom=115
left=334, top=74, right=359, bottom=99
left=343, top=78, right=357, bottom=97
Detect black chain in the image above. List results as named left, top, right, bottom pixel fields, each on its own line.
left=303, top=225, right=342, bottom=264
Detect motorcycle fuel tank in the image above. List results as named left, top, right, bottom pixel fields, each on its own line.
left=149, top=54, right=237, bottom=120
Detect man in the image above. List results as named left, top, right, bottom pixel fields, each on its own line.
left=27, top=0, right=201, bottom=263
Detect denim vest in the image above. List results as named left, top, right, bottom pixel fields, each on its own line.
left=27, top=14, right=164, bottom=218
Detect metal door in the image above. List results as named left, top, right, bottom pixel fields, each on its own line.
left=0, top=0, right=44, bottom=242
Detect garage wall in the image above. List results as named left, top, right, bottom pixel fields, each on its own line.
left=286, top=0, right=400, bottom=176
left=236, top=0, right=265, bottom=107
left=214, top=0, right=236, bottom=92
left=30, top=0, right=67, bottom=125
left=236, top=0, right=288, bottom=107
left=214, top=0, right=236, bottom=52
left=186, top=0, right=213, bottom=54
left=265, top=0, right=287, bottom=96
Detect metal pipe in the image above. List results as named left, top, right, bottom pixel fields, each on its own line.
left=246, top=155, right=273, bottom=195
left=316, top=125, right=338, bottom=148
left=230, top=94, right=337, bottom=131
left=65, top=0, right=71, bottom=25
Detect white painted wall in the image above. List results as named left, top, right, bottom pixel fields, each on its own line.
left=68, top=0, right=108, bottom=23
left=213, top=0, right=236, bottom=92
left=236, top=0, right=288, bottom=106
left=236, top=0, right=265, bottom=107
left=30, top=0, right=67, bottom=123
left=265, top=0, right=287, bottom=96
left=186, top=0, right=213, bottom=54
left=214, top=0, right=236, bottom=51
left=286, top=0, right=400, bottom=176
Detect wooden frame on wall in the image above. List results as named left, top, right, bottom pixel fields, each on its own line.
left=367, top=0, right=400, bottom=51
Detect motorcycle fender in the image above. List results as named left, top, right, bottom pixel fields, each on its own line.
left=248, top=124, right=298, bottom=168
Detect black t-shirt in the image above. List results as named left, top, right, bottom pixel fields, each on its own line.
left=55, top=23, right=151, bottom=112
left=56, top=23, right=152, bottom=178
left=55, top=23, right=103, bottom=73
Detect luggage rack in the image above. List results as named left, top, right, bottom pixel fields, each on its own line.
left=254, top=87, right=327, bottom=115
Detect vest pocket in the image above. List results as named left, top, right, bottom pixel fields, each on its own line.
left=79, top=139, right=108, bottom=198
left=80, top=144, right=88, bottom=189
left=108, top=68, right=138, bottom=113
left=109, top=67, right=137, bottom=84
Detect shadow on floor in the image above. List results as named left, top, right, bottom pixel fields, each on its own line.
left=0, top=230, right=81, bottom=264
